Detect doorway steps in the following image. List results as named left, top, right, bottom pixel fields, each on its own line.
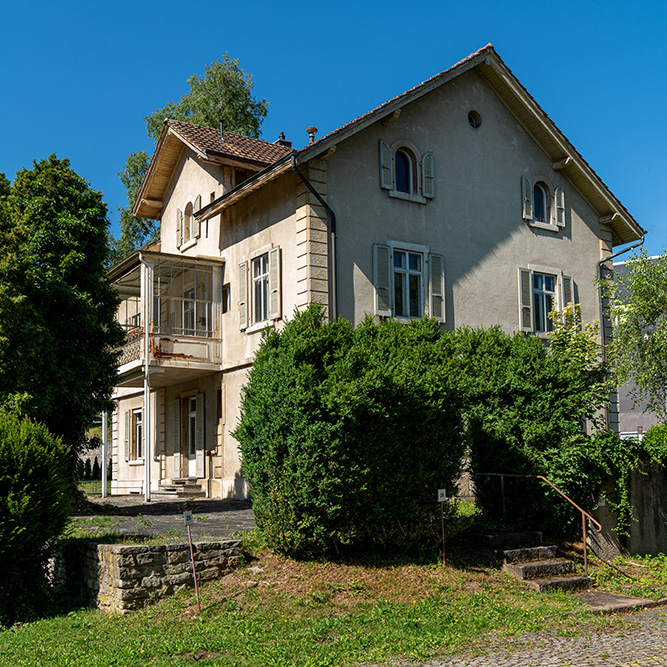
left=155, top=477, right=206, bottom=498
left=472, top=530, right=592, bottom=592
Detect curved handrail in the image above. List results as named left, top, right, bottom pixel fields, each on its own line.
left=476, top=472, right=602, bottom=576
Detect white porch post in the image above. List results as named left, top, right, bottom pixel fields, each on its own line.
left=141, top=256, right=152, bottom=502
left=101, top=410, right=108, bottom=498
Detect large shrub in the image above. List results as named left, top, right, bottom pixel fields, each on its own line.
left=234, top=305, right=467, bottom=557
left=458, top=308, right=657, bottom=535
left=0, top=411, right=72, bottom=625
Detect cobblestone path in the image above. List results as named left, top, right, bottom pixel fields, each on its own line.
left=382, top=608, right=667, bottom=667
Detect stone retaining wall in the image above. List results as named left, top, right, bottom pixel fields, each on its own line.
left=73, top=540, right=242, bottom=614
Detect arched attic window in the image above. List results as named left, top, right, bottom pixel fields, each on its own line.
left=395, top=148, right=416, bottom=194
left=533, top=182, right=550, bottom=223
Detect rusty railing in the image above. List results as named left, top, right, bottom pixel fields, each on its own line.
left=476, top=472, right=602, bottom=577
left=118, top=327, right=143, bottom=365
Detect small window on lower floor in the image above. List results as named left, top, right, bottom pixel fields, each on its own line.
left=131, top=408, right=143, bottom=460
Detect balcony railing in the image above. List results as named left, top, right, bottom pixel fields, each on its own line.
left=119, top=327, right=143, bottom=365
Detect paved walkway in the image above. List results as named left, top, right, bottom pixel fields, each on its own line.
left=74, top=495, right=256, bottom=541
left=383, top=607, right=667, bottom=667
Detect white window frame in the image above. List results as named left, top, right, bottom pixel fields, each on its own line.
left=518, top=265, right=574, bottom=335
left=252, top=252, right=269, bottom=324
left=240, top=245, right=282, bottom=332
left=130, top=408, right=143, bottom=462
left=373, top=241, right=445, bottom=323
left=392, top=248, right=424, bottom=319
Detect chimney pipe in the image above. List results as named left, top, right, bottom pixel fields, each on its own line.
left=306, top=126, right=318, bottom=145
left=219, top=120, right=224, bottom=143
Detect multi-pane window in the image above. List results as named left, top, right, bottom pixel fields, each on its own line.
left=131, top=409, right=143, bottom=460
left=533, top=183, right=549, bottom=223
left=394, top=250, right=423, bottom=318
left=533, top=272, right=556, bottom=333
left=252, top=253, right=269, bottom=323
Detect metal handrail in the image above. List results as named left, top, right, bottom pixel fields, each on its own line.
left=476, top=472, right=602, bottom=577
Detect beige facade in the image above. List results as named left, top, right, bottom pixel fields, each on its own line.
left=108, top=45, right=644, bottom=500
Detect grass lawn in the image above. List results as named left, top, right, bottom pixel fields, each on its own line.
left=3, top=512, right=667, bottom=666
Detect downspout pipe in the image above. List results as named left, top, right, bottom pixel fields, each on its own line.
left=597, top=233, right=645, bottom=429
left=290, top=155, right=338, bottom=321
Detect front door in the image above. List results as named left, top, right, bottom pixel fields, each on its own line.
left=187, top=396, right=197, bottom=477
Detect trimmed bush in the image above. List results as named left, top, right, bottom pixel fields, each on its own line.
left=234, top=305, right=467, bottom=557
left=0, top=410, right=72, bottom=625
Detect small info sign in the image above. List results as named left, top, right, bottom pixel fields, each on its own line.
left=183, top=511, right=194, bottom=526
left=437, top=489, right=447, bottom=503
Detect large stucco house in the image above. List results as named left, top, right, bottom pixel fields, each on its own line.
left=108, top=44, right=644, bottom=499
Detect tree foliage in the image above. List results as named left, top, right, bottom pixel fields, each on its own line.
left=234, top=305, right=467, bottom=558
left=0, top=155, right=124, bottom=457
left=601, top=250, right=667, bottom=421
left=114, top=54, right=269, bottom=262
left=461, top=305, right=667, bottom=535
left=0, top=410, right=72, bottom=626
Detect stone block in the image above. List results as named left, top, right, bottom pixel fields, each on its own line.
left=136, top=552, right=166, bottom=566
left=141, top=576, right=162, bottom=588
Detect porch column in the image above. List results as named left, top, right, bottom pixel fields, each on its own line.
left=101, top=410, right=108, bottom=498
left=141, top=257, right=153, bottom=502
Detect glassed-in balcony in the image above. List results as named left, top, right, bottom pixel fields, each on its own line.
left=111, top=251, right=224, bottom=388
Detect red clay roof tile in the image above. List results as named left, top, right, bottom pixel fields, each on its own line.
left=167, top=119, right=293, bottom=165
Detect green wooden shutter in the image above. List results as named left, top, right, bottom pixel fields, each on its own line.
left=379, top=140, right=393, bottom=190
left=268, top=247, right=282, bottom=320
left=422, top=152, right=435, bottom=199
left=172, top=398, right=180, bottom=478
left=561, top=274, right=573, bottom=309
left=177, top=209, right=183, bottom=246
left=124, top=410, right=130, bottom=462
left=195, top=393, right=205, bottom=478
left=555, top=186, right=565, bottom=227
left=194, top=195, right=202, bottom=238
left=429, top=253, right=445, bottom=322
left=373, top=244, right=392, bottom=317
left=518, top=268, right=533, bottom=332
left=521, top=176, right=533, bottom=221
left=238, top=262, right=248, bottom=330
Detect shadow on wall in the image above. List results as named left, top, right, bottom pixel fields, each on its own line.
left=591, top=463, right=667, bottom=558
left=224, top=469, right=249, bottom=501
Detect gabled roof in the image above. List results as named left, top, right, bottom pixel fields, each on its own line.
left=288, top=43, right=643, bottom=246
left=133, top=119, right=293, bottom=220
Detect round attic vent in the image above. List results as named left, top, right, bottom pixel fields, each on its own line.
left=468, top=110, right=482, bottom=129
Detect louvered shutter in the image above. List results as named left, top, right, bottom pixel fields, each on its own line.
left=555, top=186, right=565, bottom=228
left=177, top=209, right=183, bottom=246
left=521, top=176, right=533, bottom=221
left=561, top=275, right=573, bottom=309
left=172, top=398, right=180, bottom=478
left=238, top=262, right=248, bottom=330
left=422, top=152, right=435, bottom=199
left=518, top=268, right=533, bottom=332
left=124, top=410, right=130, bottom=462
left=373, top=244, right=392, bottom=317
left=429, top=253, right=445, bottom=322
left=194, top=195, right=202, bottom=238
left=195, top=393, right=204, bottom=478
left=379, top=140, right=393, bottom=190
left=268, top=247, right=282, bottom=320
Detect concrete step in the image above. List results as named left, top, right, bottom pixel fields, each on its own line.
left=525, top=575, right=593, bottom=593
left=503, top=558, right=576, bottom=580
left=499, top=545, right=557, bottom=564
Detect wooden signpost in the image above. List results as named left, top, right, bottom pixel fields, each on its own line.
left=183, top=511, right=201, bottom=613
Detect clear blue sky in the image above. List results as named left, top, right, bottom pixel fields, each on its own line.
left=2, top=0, right=666, bottom=255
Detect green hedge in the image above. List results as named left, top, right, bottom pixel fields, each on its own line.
left=0, top=411, right=72, bottom=625
left=234, top=306, right=467, bottom=557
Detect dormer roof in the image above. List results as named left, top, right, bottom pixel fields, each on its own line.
left=133, top=119, right=293, bottom=219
